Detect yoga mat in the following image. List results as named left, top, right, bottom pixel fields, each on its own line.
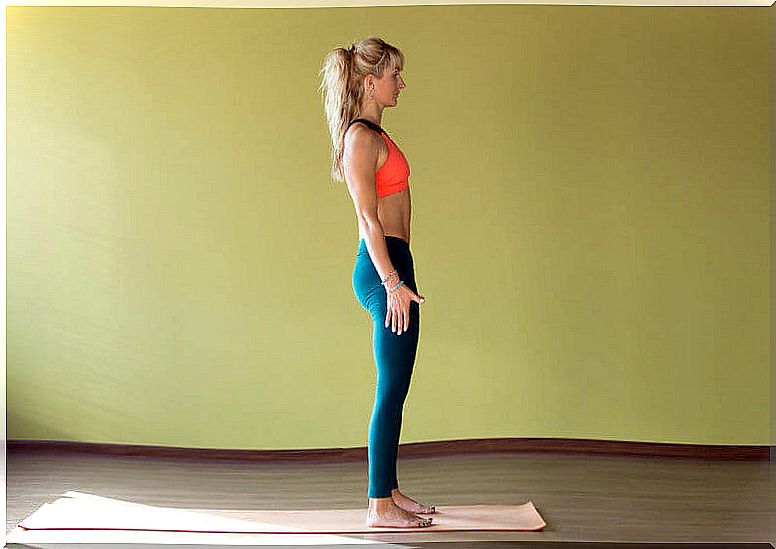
left=15, top=491, right=546, bottom=536
left=6, top=526, right=389, bottom=546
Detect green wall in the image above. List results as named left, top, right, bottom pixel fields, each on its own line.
left=7, top=5, right=770, bottom=449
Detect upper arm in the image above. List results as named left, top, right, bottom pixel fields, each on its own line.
left=343, top=124, right=379, bottom=222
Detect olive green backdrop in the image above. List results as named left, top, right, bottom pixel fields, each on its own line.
left=7, top=5, right=770, bottom=449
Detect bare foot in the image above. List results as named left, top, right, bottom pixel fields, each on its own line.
left=392, top=488, right=436, bottom=514
left=365, top=498, right=433, bottom=528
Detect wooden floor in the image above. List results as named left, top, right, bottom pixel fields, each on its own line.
left=6, top=450, right=775, bottom=544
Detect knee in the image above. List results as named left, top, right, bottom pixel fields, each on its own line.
left=377, top=370, right=408, bottom=391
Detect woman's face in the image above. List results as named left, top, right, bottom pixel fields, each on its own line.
left=368, top=64, right=406, bottom=106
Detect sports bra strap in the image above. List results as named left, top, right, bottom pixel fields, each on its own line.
left=347, top=117, right=387, bottom=137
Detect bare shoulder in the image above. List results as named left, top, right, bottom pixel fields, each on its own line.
left=345, top=122, right=387, bottom=170
left=345, top=121, right=380, bottom=148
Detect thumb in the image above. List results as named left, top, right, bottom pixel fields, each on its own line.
left=417, top=293, right=425, bottom=304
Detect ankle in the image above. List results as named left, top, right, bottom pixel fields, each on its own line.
left=368, top=496, right=393, bottom=511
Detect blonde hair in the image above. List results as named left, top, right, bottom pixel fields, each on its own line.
left=317, top=36, right=405, bottom=183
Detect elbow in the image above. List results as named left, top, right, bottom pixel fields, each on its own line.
left=358, top=210, right=382, bottom=232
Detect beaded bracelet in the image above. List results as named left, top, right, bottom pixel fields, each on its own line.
left=381, top=269, right=404, bottom=293
left=381, top=269, right=398, bottom=284
left=388, top=280, right=405, bottom=293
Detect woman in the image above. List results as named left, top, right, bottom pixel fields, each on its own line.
left=318, top=36, right=434, bottom=529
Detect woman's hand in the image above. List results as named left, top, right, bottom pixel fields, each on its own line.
left=385, top=284, right=425, bottom=335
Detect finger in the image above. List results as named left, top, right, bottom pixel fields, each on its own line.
left=403, top=307, right=409, bottom=335
left=392, top=308, right=398, bottom=333
left=385, top=309, right=390, bottom=329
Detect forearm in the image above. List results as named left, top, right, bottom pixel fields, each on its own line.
left=360, top=217, right=400, bottom=288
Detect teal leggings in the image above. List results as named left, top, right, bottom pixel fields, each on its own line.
left=352, top=236, right=420, bottom=499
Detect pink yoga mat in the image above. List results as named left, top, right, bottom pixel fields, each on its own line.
left=17, top=491, right=547, bottom=534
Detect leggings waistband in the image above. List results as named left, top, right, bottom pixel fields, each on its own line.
left=358, top=235, right=410, bottom=253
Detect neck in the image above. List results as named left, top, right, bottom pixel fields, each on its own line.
left=357, top=104, right=384, bottom=127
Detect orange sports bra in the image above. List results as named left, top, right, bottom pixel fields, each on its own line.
left=347, top=118, right=410, bottom=198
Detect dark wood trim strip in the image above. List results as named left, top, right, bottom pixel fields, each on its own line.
left=7, top=439, right=771, bottom=461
